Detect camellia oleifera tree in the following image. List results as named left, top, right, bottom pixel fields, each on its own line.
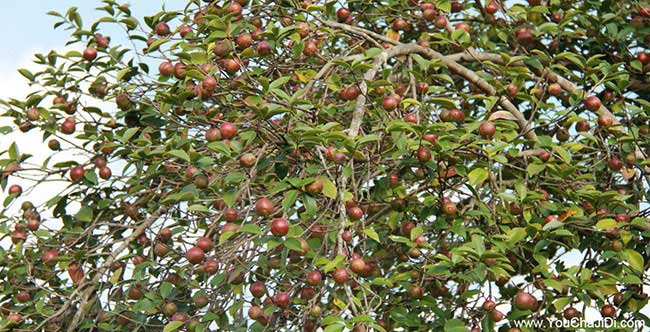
left=1, top=0, right=650, bottom=331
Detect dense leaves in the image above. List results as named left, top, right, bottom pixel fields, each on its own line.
left=1, top=0, right=650, bottom=331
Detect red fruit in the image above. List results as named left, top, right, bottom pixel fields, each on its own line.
left=404, top=113, right=418, bottom=123
left=83, top=48, right=97, bottom=61
left=597, top=114, right=615, bottom=127
left=171, top=312, right=189, bottom=322
left=563, top=307, right=580, bottom=319
left=133, top=255, right=146, bottom=265
left=442, top=202, right=457, bottom=215
left=220, top=122, right=237, bottom=139
left=640, top=6, right=650, bottom=17
left=539, top=150, right=551, bottom=162
left=382, top=96, right=399, bottom=110
left=69, top=166, right=85, bottom=182
left=303, top=39, right=318, bottom=55
left=236, top=33, right=253, bottom=49
left=255, top=198, right=274, bottom=216
left=11, top=230, right=26, bottom=244
left=206, top=127, right=221, bottom=142
left=7, top=313, right=22, bottom=324
left=257, top=40, right=272, bottom=55
left=221, top=222, right=240, bottom=234
left=186, top=246, right=205, bottom=264
left=478, top=121, right=496, bottom=138
left=16, top=291, right=30, bottom=303
left=547, top=83, right=562, bottom=96
left=513, top=292, right=537, bottom=311
left=336, top=8, right=351, bottom=22
left=98, top=166, right=112, bottom=180
left=416, top=146, right=432, bottom=162
left=179, top=25, right=192, bottom=38
left=223, top=58, right=241, bottom=74
left=455, top=22, right=470, bottom=33
left=95, top=34, right=110, bottom=48
left=333, top=268, right=349, bottom=284
left=482, top=299, right=496, bottom=311
left=515, top=28, right=534, bottom=45
left=584, top=96, right=602, bottom=111
left=485, top=0, right=498, bottom=14
left=608, top=157, right=623, bottom=171
left=347, top=206, right=363, bottom=220
left=300, top=287, right=316, bottom=300
left=155, top=22, right=171, bottom=36
left=449, top=109, right=465, bottom=122
left=227, top=2, right=243, bottom=15
left=202, top=76, right=217, bottom=91
left=601, top=304, right=616, bottom=318
left=42, top=250, right=58, bottom=266
left=248, top=305, right=263, bottom=319
left=61, top=118, right=76, bottom=134
left=250, top=281, right=267, bottom=298
left=490, top=309, right=504, bottom=322
left=270, top=218, right=289, bottom=236
left=306, top=271, right=322, bottom=286
left=544, top=214, right=559, bottom=224
left=204, top=258, right=219, bottom=274
left=197, top=237, right=214, bottom=252
left=273, top=291, right=290, bottom=308
left=8, top=184, right=22, bottom=196
left=408, top=285, right=424, bottom=299
left=26, top=219, right=40, bottom=231
left=350, top=258, right=366, bottom=274
left=305, top=178, right=323, bottom=195
left=223, top=208, right=239, bottom=222
left=575, top=120, right=591, bottom=132
left=434, top=15, right=448, bottom=28
left=402, top=222, right=415, bottom=236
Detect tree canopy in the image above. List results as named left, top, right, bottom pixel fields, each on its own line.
left=1, top=0, right=650, bottom=331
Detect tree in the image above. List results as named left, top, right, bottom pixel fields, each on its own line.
left=0, top=0, right=649, bottom=331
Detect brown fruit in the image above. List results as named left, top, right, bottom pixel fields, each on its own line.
left=306, top=271, right=322, bottom=286
left=305, top=178, right=323, bottom=195
left=83, top=48, right=97, bottom=61
left=600, top=304, right=616, bottom=318
left=186, top=246, right=205, bottom=264
left=250, top=281, right=267, bottom=298
left=416, top=146, right=432, bottom=162
left=70, top=166, right=85, bottom=182
left=513, top=292, right=537, bottom=311
left=350, top=258, right=366, bottom=274
left=255, top=198, right=274, bottom=216
left=478, top=121, right=496, bottom=138
left=333, top=268, right=349, bottom=284
left=584, top=96, right=602, bottom=111
left=155, top=22, right=171, bottom=36
left=597, top=114, right=614, bottom=127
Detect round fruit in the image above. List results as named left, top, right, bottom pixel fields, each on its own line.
left=255, top=198, right=274, bottom=216
left=407, top=285, right=424, bottom=299
left=186, top=246, right=205, bottom=264
left=350, top=258, right=366, bottom=274
left=220, top=122, right=237, bottom=139
left=83, top=48, right=97, bottom=61
left=250, top=281, right=267, bottom=298
left=584, top=96, right=602, bottom=111
left=196, top=237, right=214, bottom=252
left=42, top=250, right=59, bottom=266
left=416, top=146, right=432, bottom=162
left=305, top=178, right=323, bottom=195
left=482, top=299, right=496, bottom=311
left=70, top=166, right=86, bottom=182
left=155, top=22, right=171, bottom=36
left=597, top=114, right=614, bottom=127
left=273, top=291, right=290, bottom=308
left=306, top=271, right=322, bottom=286
left=478, top=121, right=496, bottom=138
left=600, top=304, right=616, bottom=318
left=513, top=292, right=537, bottom=311
left=270, top=218, right=289, bottom=236
left=333, top=268, right=349, bottom=284
left=347, top=206, right=363, bottom=220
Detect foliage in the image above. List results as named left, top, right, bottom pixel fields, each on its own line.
left=1, top=0, right=650, bottom=331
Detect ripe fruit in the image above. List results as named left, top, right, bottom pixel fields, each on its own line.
left=203, top=258, right=219, bottom=274
left=513, top=292, right=537, bottom=311
left=638, top=52, right=650, bottom=65
left=155, top=22, right=171, bottom=36
left=382, top=96, right=399, bottom=110
left=250, top=281, right=267, bottom=298
left=478, top=121, right=496, bottom=138
left=70, top=166, right=85, bottom=182
left=422, top=8, right=436, bottom=21
left=303, top=39, right=318, bottom=55
left=227, top=2, right=243, bottom=15
left=333, top=268, right=349, bottom=284
left=336, top=8, right=351, bottom=22
left=42, top=250, right=58, bottom=266
left=224, top=58, right=241, bottom=74
left=11, top=230, right=26, bottom=244
left=270, top=218, right=289, bottom=236
left=455, top=22, right=470, bottom=33
left=16, top=291, right=30, bottom=303
left=584, top=96, right=602, bottom=111
left=416, top=146, right=431, bottom=162
left=248, top=305, right=263, bottom=319
left=563, top=307, right=580, bottom=319
left=8, top=184, right=22, bottom=196
left=274, top=291, right=290, bottom=308
left=442, top=202, right=457, bottom=215
left=490, top=309, right=504, bottom=322
left=608, top=157, right=623, bottom=171
left=575, top=120, right=590, bottom=132
left=257, top=40, right=272, bottom=55
left=305, top=178, right=323, bottom=195
left=407, top=285, right=424, bottom=299
left=449, top=109, right=465, bottom=122
left=236, top=33, right=253, bottom=49
left=306, top=271, right=322, bottom=285
left=547, top=83, right=562, bottom=96
left=179, top=25, right=192, bottom=38
left=350, top=258, right=366, bottom=274
left=434, top=16, right=447, bottom=28
left=485, top=0, right=498, bottom=14
left=347, top=206, right=363, bottom=220
left=482, top=299, right=496, bottom=311
left=98, top=166, right=112, bottom=180
left=197, top=237, right=214, bottom=252
left=544, top=214, right=559, bottom=224
left=83, top=47, right=97, bottom=61
left=255, top=198, right=274, bottom=216
left=61, top=118, right=75, bottom=134
left=239, top=153, right=256, bottom=168
left=515, top=28, right=534, bottom=45
left=600, top=304, right=616, bottom=318
left=539, top=150, right=551, bottom=162
left=186, top=246, right=205, bottom=264
left=597, top=114, right=614, bottom=127
left=220, top=122, right=237, bottom=139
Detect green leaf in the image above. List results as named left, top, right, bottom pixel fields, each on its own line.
left=467, top=168, right=489, bottom=186
left=239, top=224, right=262, bottom=235
left=121, top=127, right=139, bottom=143
left=363, top=228, right=380, bottom=243
left=17, top=68, right=34, bottom=81
left=506, top=227, right=527, bottom=245
left=444, top=319, right=466, bottom=332
left=163, top=321, right=185, bottom=332
left=323, top=324, right=345, bottom=332
left=624, top=249, right=644, bottom=273
left=166, top=150, right=190, bottom=162
left=527, top=163, right=545, bottom=176
left=76, top=206, right=93, bottom=222
left=595, top=218, right=617, bottom=230
left=284, top=238, right=303, bottom=252
left=321, top=177, right=337, bottom=200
